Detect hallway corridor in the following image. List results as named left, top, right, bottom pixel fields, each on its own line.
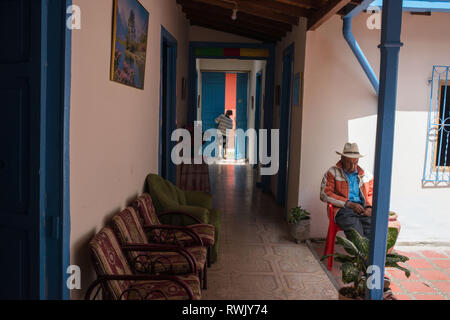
left=202, top=165, right=337, bottom=300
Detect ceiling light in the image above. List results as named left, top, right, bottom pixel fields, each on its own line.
left=231, top=3, right=238, bottom=20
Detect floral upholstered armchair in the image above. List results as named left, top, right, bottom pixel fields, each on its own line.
left=146, top=174, right=221, bottom=263
left=86, top=227, right=201, bottom=300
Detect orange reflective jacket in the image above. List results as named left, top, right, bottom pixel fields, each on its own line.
left=320, top=161, right=374, bottom=216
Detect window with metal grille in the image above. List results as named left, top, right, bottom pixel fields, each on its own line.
left=423, top=66, right=450, bottom=184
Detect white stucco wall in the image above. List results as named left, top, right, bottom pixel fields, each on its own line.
left=300, top=12, right=450, bottom=243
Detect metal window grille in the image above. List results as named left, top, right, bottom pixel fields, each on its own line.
left=423, top=66, right=450, bottom=184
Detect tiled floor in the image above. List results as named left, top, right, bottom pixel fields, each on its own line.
left=310, top=237, right=450, bottom=300
left=202, top=164, right=338, bottom=300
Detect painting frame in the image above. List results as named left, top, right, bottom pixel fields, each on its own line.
left=110, top=0, right=149, bottom=90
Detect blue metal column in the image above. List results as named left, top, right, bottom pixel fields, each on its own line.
left=367, top=0, right=403, bottom=300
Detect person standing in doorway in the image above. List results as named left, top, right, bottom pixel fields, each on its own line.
left=215, top=110, right=233, bottom=159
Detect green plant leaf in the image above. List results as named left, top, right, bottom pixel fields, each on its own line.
left=333, top=253, right=354, bottom=264
left=386, top=227, right=399, bottom=252
left=347, top=228, right=369, bottom=257
left=386, top=262, right=411, bottom=278
left=320, top=254, right=334, bottom=261
left=386, top=253, right=409, bottom=264
left=341, top=262, right=360, bottom=284
left=335, top=236, right=360, bottom=256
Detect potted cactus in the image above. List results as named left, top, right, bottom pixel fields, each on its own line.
left=322, top=227, right=410, bottom=300
left=288, top=206, right=311, bottom=243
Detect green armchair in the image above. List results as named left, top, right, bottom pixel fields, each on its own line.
left=146, top=174, right=221, bottom=263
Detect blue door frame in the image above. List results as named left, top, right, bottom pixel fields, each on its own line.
left=0, top=0, right=71, bottom=300
left=159, top=26, right=177, bottom=185
left=187, top=42, right=275, bottom=193
left=277, top=43, right=294, bottom=206
left=254, top=71, right=263, bottom=167
left=236, top=73, right=249, bottom=160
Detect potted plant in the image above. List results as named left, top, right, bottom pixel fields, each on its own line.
left=388, top=211, right=401, bottom=253
left=288, top=206, right=311, bottom=243
left=322, top=227, right=410, bottom=300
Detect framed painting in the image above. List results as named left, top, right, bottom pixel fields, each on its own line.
left=111, top=0, right=149, bottom=89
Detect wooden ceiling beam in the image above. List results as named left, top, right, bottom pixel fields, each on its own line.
left=185, top=11, right=286, bottom=39
left=238, top=0, right=314, bottom=18
left=178, top=0, right=293, bottom=32
left=307, top=0, right=352, bottom=30
left=189, top=19, right=279, bottom=42
left=189, top=0, right=299, bottom=25
left=275, top=0, right=324, bottom=9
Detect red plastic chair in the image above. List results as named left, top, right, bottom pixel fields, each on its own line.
left=323, top=203, right=342, bottom=271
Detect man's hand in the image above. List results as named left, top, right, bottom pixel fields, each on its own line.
left=362, top=207, right=372, bottom=217
left=346, top=201, right=364, bottom=214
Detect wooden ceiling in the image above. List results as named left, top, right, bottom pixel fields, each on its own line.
left=177, top=0, right=364, bottom=42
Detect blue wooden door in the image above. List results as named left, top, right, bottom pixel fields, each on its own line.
left=0, top=0, right=42, bottom=299
left=159, top=27, right=177, bottom=184
left=277, top=45, right=294, bottom=206
left=236, top=73, right=248, bottom=160
left=201, top=72, right=225, bottom=157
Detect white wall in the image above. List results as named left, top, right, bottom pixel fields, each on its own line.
left=199, top=59, right=254, bottom=71
left=300, top=12, right=450, bottom=243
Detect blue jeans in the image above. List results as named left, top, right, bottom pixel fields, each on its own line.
left=335, top=207, right=371, bottom=239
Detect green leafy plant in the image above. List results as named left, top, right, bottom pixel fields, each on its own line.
left=321, top=227, right=410, bottom=299
left=288, top=206, right=311, bottom=224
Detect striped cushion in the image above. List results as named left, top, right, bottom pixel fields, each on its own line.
left=89, top=227, right=134, bottom=300
left=186, top=246, right=207, bottom=269
left=112, top=207, right=204, bottom=274
left=175, top=224, right=215, bottom=247
left=145, top=247, right=206, bottom=275
left=133, top=193, right=161, bottom=226
left=134, top=193, right=215, bottom=247
left=129, top=274, right=201, bottom=300
left=148, top=246, right=207, bottom=275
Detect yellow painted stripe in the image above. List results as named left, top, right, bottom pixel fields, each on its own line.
left=240, top=48, right=270, bottom=58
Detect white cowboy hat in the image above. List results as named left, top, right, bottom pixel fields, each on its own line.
left=336, top=142, right=364, bottom=158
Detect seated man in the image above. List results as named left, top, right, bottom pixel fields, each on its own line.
left=320, top=142, right=374, bottom=239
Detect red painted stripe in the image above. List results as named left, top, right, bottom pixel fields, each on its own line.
left=224, top=48, right=240, bottom=57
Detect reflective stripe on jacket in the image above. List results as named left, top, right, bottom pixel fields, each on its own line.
left=320, top=160, right=374, bottom=217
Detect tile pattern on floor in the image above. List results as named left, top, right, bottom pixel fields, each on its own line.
left=310, top=238, right=450, bottom=300
left=201, top=164, right=338, bottom=300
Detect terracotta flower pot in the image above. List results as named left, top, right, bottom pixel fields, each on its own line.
left=338, top=286, right=397, bottom=300
left=338, top=287, right=364, bottom=300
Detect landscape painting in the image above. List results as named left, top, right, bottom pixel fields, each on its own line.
left=111, top=0, right=149, bottom=89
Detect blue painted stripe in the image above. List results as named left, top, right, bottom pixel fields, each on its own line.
left=370, top=0, right=450, bottom=12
